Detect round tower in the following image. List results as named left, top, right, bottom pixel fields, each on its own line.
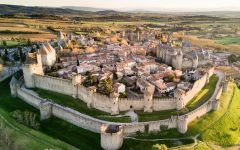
left=174, top=49, right=183, bottom=70
left=101, top=124, right=123, bottom=150
left=177, top=116, right=188, bottom=134
left=212, top=99, right=220, bottom=111
left=223, top=77, right=229, bottom=92
left=10, top=76, right=18, bottom=97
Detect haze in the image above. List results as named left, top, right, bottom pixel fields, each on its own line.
left=1, top=0, right=240, bottom=11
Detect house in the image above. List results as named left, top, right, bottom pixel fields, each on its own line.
left=166, top=82, right=176, bottom=92
left=136, top=78, right=154, bottom=93
left=114, top=83, right=126, bottom=94
left=87, top=86, right=97, bottom=92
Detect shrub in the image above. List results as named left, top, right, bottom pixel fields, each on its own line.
left=160, top=125, right=168, bottom=131
left=11, top=110, right=40, bottom=129
left=152, top=144, right=168, bottom=150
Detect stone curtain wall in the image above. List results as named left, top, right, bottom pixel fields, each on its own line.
left=34, top=74, right=75, bottom=97
left=11, top=70, right=223, bottom=135
left=29, top=67, right=214, bottom=114
left=152, top=98, right=177, bottom=111
left=179, top=67, right=215, bottom=108
left=33, top=74, right=179, bottom=113
left=51, top=103, right=104, bottom=133
left=17, top=87, right=42, bottom=109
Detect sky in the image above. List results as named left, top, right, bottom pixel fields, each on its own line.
left=1, top=0, right=240, bottom=11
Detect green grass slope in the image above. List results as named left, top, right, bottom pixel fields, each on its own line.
left=201, top=84, right=240, bottom=146
left=0, top=76, right=101, bottom=150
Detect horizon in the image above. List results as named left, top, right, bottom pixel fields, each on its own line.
left=1, top=0, right=240, bottom=12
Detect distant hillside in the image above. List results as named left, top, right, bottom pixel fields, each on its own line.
left=0, top=4, right=93, bottom=16
left=62, top=6, right=108, bottom=12
left=0, top=4, right=238, bottom=22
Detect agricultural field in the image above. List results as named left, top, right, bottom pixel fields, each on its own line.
left=215, top=36, right=240, bottom=45
left=0, top=40, right=27, bottom=47
left=0, top=20, right=56, bottom=42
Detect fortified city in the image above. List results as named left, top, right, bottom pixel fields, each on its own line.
left=0, top=1, right=240, bottom=150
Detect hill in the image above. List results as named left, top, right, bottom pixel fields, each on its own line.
left=62, top=6, right=108, bottom=12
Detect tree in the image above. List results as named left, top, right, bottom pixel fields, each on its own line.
left=2, top=40, right=7, bottom=47
left=71, top=39, right=77, bottom=46
left=152, top=144, right=168, bottom=150
left=4, top=49, right=8, bottom=55
left=164, top=73, right=175, bottom=82
left=228, top=54, right=239, bottom=63
left=30, top=47, right=35, bottom=53
left=180, top=75, right=186, bottom=81
left=98, top=77, right=113, bottom=95
left=27, top=39, right=31, bottom=46
left=2, top=49, right=9, bottom=64
left=19, top=47, right=26, bottom=63
left=13, top=51, right=20, bottom=61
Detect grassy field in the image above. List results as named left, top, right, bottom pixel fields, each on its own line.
left=0, top=40, right=27, bottom=47
left=32, top=88, right=131, bottom=122
left=121, top=138, right=194, bottom=150
left=186, top=75, right=219, bottom=110
left=122, top=82, right=237, bottom=149
left=201, top=84, right=240, bottom=146
left=0, top=76, right=79, bottom=150
left=0, top=19, right=56, bottom=42
left=215, top=36, right=240, bottom=45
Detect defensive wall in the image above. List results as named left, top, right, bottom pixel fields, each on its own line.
left=10, top=70, right=225, bottom=135
left=23, top=67, right=215, bottom=114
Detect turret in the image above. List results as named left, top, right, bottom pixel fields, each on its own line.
left=212, top=99, right=220, bottom=111
left=39, top=101, right=52, bottom=120
left=10, top=76, right=18, bottom=97
left=223, top=76, right=229, bottom=92
left=173, top=49, right=183, bottom=70
left=177, top=115, right=188, bottom=133
left=101, top=124, right=123, bottom=150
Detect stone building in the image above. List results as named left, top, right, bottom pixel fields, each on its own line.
left=156, top=44, right=211, bottom=70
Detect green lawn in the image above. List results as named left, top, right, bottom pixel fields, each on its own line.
left=186, top=82, right=234, bottom=137
left=122, top=82, right=236, bottom=149
left=186, top=75, right=219, bottom=111
left=0, top=76, right=79, bottom=150
left=0, top=40, right=27, bottom=47
left=215, top=36, right=240, bottom=45
left=201, top=84, right=240, bottom=146
left=121, top=138, right=194, bottom=150
left=32, top=88, right=131, bottom=122
left=0, top=75, right=102, bottom=150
